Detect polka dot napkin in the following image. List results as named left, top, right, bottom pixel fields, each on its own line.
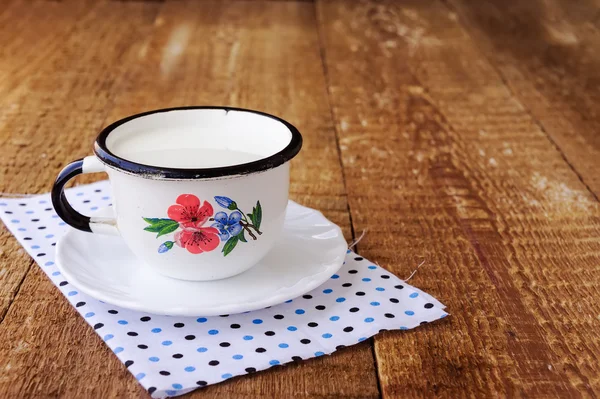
left=0, top=180, right=447, bottom=398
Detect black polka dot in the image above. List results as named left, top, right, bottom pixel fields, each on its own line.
left=390, top=298, right=399, bottom=303
left=300, top=339, right=311, bottom=344
left=420, top=321, right=428, bottom=325
left=220, top=314, right=229, bottom=317
left=343, top=326, right=354, bottom=332
left=18, top=203, right=26, bottom=206
left=59, top=281, right=68, bottom=286
left=385, top=313, right=395, bottom=318
left=208, top=360, right=219, bottom=366
left=83, top=200, right=90, bottom=203
left=424, top=303, right=434, bottom=309
left=342, top=283, right=352, bottom=287
left=381, top=275, right=390, bottom=279
left=255, top=347, right=266, bottom=353
left=230, top=323, right=241, bottom=329
left=196, top=380, right=207, bottom=386
left=264, top=331, right=275, bottom=336
left=148, top=387, right=156, bottom=394
left=315, top=305, right=326, bottom=310
left=45, top=207, right=52, bottom=211
left=94, top=189, right=101, bottom=192
left=31, top=218, right=40, bottom=222
left=395, top=284, right=404, bottom=289
left=274, top=314, right=284, bottom=320
left=349, top=307, right=359, bottom=313
left=185, top=335, right=195, bottom=340
left=356, top=291, right=365, bottom=296
left=336, top=345, right=346, bottom=350
left=302, top=294, right=312, bottom=299
left=125, top=360, right=133, bottom=368
left=51, top=243, right=56, bottom=246
left=348, top=270, right=358, bottom=274
left=37, top=253, right=46, bottom=257
left=76, top=301, right=86, bottom=307
left=159, top=371, right=170, bottom=376
left=174, top=322, right=184, bottom=328
left=292, top=356, right=303, bottom=361
left=93, top=323, right=104, bottom=330
left=308, top=322, right=318, bottom=327
left=127, top=332, right=138, bottom=336
left=23, top=237, right=32, bottom=240
left=354, top=257, right=363, bottom=261
left=245, top=368, right=256, bottom=373
left=4, top=211, right=12, bottom=214
left=137, top=344, right=148, bottom=349
left=38, top=226, right=46, bottom=230
left=108, top=309, right=118, bottom=314
left=172, top=353, right=183, bottom=359
left=140, top=316, right=151, bottom=322
left=220, top=342, right=231, bottom=347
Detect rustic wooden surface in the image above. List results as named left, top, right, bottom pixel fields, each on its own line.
left=0, top=0, right=599, bottom=397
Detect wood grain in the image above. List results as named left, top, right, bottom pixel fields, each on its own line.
left=0, top=0, right=379, bottom=398
left=317, top=0, right=600, bottom=397
left=445, top=0, right=600, bottom=197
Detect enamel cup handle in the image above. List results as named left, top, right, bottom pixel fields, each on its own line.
left=51, top=156, right=119, bottom=235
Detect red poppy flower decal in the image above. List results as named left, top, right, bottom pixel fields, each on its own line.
left=143, top=194, right=263, bottom=257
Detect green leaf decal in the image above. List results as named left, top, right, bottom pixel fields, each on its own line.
left=222, top=235, right=239, bottom=257
left=238, top=230, right=247, bottom=243
left=254, top=201, right=262, bottom=229
left=247, top=213, right=255, bottom=226
left=143, top=218, right=179, bottom=238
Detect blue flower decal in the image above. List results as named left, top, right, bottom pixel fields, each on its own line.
left=158, top=241, right=174, bottom=253
left=214, top=196, right=237, bottom=210
left=212, top=211, right=243, bottom=241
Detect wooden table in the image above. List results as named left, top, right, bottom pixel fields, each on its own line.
left=1, top=0, right=599, bottom=397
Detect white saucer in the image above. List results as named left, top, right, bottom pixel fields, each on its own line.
left=56, top=201, right=347, bottom=316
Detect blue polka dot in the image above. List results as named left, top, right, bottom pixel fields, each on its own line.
left=409, top=292, right=419, bottom=298
left=166, top=390, right=176, bottom=396
left=85, top=312, right=95, bottom=318
left=358, top=337, right=367, bottom=342
left=269, top=360, right=280, bottom=366
left=376, top=287, right=385, bottom=291
left=26, top=210, right=34, bottom=214
left=336, top=297, right=346, bottom=303
left=18, top=228, right=26, bottom=231
left=331, top=274, right=339, bottom=279
left=252, top=319, right=263, bottom=324
left=197, top=347, right=208, bottom=352
left=0, top=203, right=6, bottom=206
left=329, top=316, right=339, bottom=321
left=185, top=366, right=196, bottom=372
left=400, top=326, right=408, bottom=330
left=295, top=309, right=305, bottom=315
left=172, top=383, right=183, bottom=389
left=102, top=196, right=110, bottom=200
left=118, top=320, right=128, bottom=325
left=149, top=356, right=160, bottom=362
left=59, top=222, right=66, bottom=226
left=52, top=271, right=60, bottom=276
left=136, top=373, right=145, bottom=380
left=45, top=234, right=54, bottom=238
left=31, top=245, right=40, bottom=249
left=323, top=289, right=333, bottom=294
left=197, top=317, right=207, bottom=323
left=76, top=192, right=84, bottom=196
left=233, top=354, right=243, bottom=359
left=243, top=335, right=253, bottom=341
left=67, top=291, right=77, bottom=296
left=162, top=340, right=172, bottom=346
left=151, top=328, right=162, bottom=333
left=11, top=220, right=19, bottom=224
left=287, top=326, right=297, bottom=331
left=44, top=261, right=54, bottom=266
left=278, top=343, right=289, bottom=348
left=364, top=317, right=374, bottom=323
left=285, top=299, right=293, bottom=303
left=440, top=313, right=448, bottom=318
left=39, top=200, right=47, bottom=204
left=370, top=302, right=380, bottom=306
left=52, top=215, right=59, bottom=218
left=322, top=333, right=332, bottom=338
left=368, top=265, right=376, bottom=269
left=222, top=373, right=233, bottom=379
left=346, top=249, right=351, bottom=253
left=90, top=206, right=98, bottom=211
left=104, top=334, right=114, bottom=341
left=362, top=278, right=371, bottom=282
left=315, top=351, right=324, bottom=356
left=405, top=310, right=415, bottom=316
left=208, top=329, right=219, bottom=335
left=114, top=347, right=123, bottom=354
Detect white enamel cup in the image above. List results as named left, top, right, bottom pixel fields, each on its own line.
left=52, top=107, right=302, bottom=281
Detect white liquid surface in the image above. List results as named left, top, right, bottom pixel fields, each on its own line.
left=120, top=148, right=263, bottom=168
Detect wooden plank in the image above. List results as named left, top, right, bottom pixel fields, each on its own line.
left=445, top=0, right=600, bottom=197
left=317, top=0, right=600, bottom=397
left=0, top=0, right=379, bottom=398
